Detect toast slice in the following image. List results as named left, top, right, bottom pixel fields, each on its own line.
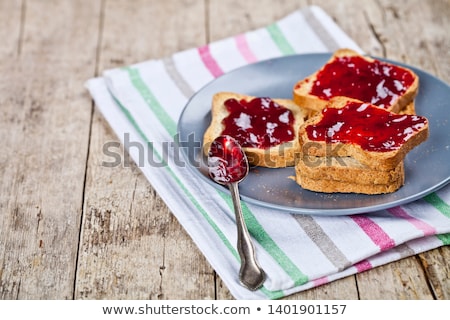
left=295, top=155, right=405, bottom=195
left=293, top=48, right=419, bottom=114
left=203, top=92, right=308, bottom=167
left=298, top=97, right=429, bottom=171
left=295, top=172, right=405, bottom=194
left=296, top=155, right=404, bottom=186
left=399, top=101, right=416, bottom=115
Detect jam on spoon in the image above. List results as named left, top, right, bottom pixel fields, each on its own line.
left=208, top=135, right=266, bottom=291
left=208, top=135, right=249, bottom=184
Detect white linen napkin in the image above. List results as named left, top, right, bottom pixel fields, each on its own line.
left=86, top=6, right=450, bottom=299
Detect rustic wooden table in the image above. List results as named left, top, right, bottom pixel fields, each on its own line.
left=1, top=0, right=449, bottom=300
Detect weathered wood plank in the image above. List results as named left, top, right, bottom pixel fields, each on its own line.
left=371, top=0, right=449, bottom=81
left=311, top=0, right=385, bottom=56
left=75, top=0, right=215, bottom=299
left=356, top=257, right=434, bottom=299
left=0, top=0, right=26, bottom=299
left=285, top=276, right=359, bottom=300
left=0, top=0, right=23, bottom=59
left=208, top=0, right=307, bottom=40
left=0, top=0, right=101, bottom=299
left=419, top=247, right=450, bottom=300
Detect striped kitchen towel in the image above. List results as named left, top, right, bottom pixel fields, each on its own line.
left=85, top=6, right=450, bottom=299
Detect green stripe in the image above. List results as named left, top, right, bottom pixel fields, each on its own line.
left=260, top=287, right=285, bottom=299
left=125, top=67, right=178, bottom=136
left=266, top=23, right=296, bottom=55
left=220, top=193, right=309, bottom=286
left=423, top=193, right=450, bottom=245
left=424, top=193, right=450, bottom=218
left=436, top=233, right=450, bottom=245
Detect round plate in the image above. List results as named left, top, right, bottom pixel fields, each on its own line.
left=177, top=53, right=450, bottom=215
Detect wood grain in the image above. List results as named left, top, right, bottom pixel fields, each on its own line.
left=0, top=0, right=100, bottom=298
left=0, top=0, right=23, bottom=59
left=75, top=0, right=216, bottom=299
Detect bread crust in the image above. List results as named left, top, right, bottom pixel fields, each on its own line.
left=296, top=155, right=404, bottom=185
left=203, top=92, right=308, bottom=168
left=293, top=48, right=419, bottom=114
left=295, top=173, right=405, bottom=195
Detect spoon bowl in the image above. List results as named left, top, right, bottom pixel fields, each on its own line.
left=208, top=135, right=249, bottom=184
left=208, top=135, right=266, bottom=291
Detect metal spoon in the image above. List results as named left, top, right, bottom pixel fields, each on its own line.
left=207, top=135, right=266, bottom=291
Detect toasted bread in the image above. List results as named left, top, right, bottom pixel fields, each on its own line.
left=203, top=92, right=308, bottom=167
left=296, top=155, right=404, bottom=185
left=295, top=173, right=405, bottom=194
left=399, top=101, right=416, bottom=115
left=298, top=97, right=429, bottom=171
left=293, top=48, right=419, bottom=114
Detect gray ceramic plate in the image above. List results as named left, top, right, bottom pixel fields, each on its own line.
left=177, top=53, right=450, bottom=215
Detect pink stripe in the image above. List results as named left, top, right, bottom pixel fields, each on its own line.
left=351, top=216, right=395, bottom=251
left=197, top=45, right=224, bottom=78
left=313, top=276, right=329, bottom=287
left=388, top=206, right=436, bottom=236
left=235, top=34, right=257, bottom=63
left=354, top=259, right=372, bottom=273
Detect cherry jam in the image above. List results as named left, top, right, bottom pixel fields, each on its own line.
left=306, top=101, right=428, bottom=152
left=208, top=135, right=248, bottom=184
left=308, top=56, right=415, bottom=109
left=221, top=97, right=295, bottom=149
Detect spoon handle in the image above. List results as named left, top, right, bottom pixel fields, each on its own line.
left=228, top=182, right=266, bottom=291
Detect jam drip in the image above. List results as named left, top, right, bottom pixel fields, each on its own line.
left=221, top=97, right=295, bottom=149
left=306, top=101, right=427, bottom=152
left=310, top=56, right=415, bottom=109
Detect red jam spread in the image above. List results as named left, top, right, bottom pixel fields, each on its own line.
left=208, top=135, right=248, bottom=184
left=221, top=97, right=295, bottom=149
left=308, top=56, right=415, bottom=109
left=306, top=101, right=427, bottom=152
